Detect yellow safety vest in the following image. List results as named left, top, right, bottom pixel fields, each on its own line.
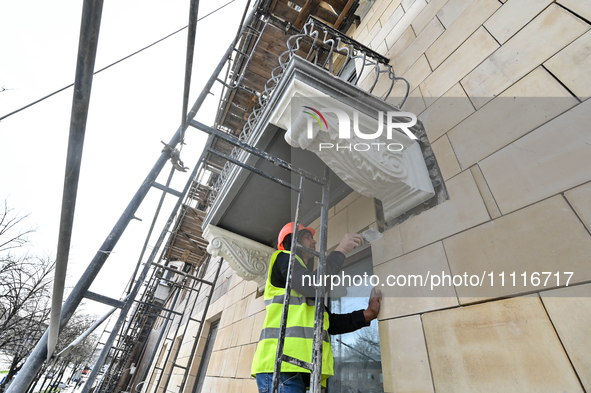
left=251, top=250, right=334, bottom=385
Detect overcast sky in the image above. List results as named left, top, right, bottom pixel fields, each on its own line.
left=0, top=0, right=251, bottom=317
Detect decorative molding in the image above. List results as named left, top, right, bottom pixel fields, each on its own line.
left=203, top=224, right=274, bottom=290
left=272, top=75, right=435, bottom=223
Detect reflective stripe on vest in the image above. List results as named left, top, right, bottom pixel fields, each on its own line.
left=264, top=294, right=315, bottom=307
left=259, top=326, right=330, bottom=343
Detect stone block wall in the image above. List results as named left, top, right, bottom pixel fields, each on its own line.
left=349, top=0, right=591, bottom=391
left=141, top=1, right=591, bottom=391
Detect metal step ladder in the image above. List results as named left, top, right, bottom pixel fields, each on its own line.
left=188, top=121, right=331, bottom=393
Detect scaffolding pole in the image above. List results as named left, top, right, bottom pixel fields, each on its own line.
left=6, top=5, right=260, bottom=391
left=47, top=0, right=104, bottom=361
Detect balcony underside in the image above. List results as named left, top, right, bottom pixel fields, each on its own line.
left=204, top=122, right=353, bottom=248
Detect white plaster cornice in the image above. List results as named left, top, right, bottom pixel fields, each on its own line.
left=272, top=75, right=435, bottom=223
left=203, top=224, right=274, bottom=291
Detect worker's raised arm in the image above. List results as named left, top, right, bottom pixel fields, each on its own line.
left=334, top=233, right=364, bottom=255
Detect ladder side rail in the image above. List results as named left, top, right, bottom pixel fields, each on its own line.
left=271, top=176, right=306, bottom=393
left=133, top=224, right=205, bottom=391
left=309, top=166, right=330, bottom=393
left=108, top=294, right=141, bottom=362
left=105, top=300, right=152, bottom=393
left=97, top=347, right=119, bottom=393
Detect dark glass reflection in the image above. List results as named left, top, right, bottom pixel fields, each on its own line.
left=328, top=253, right=383, bottom=393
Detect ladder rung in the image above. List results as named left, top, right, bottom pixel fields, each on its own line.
left=233, top=48, right=249, bottom=57
left=151, top=262, right=213, bottom=286
left=172, top=363, right=187, bottom=370
left=84, top=291, right=126, bottom=308
left=152, top=182, right=182, bottom=197
left=282, top=355, right=313, bottom=371
left=215, top=78, right=232, bottom=88
left=295, top=243, right=320, bottom=258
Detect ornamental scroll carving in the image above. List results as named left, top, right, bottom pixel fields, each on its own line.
left=203, top=224, right=274, bottom=291
left=270, top=78, right=435, bottom=223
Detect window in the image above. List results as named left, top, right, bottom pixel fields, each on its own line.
left=328, top=247, right=383, bottom=393
left=192, top=320, right=220, bottom=393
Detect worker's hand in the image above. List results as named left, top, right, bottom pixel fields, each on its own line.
left=334, top=233, right=365, bottom=255
left=363, top=288, right=381, bottom=322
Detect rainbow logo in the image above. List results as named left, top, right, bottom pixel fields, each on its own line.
left=302, top=106, right=328, bottom=130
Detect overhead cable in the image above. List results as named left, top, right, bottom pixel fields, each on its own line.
left=0, top=0, right=237, bottom=122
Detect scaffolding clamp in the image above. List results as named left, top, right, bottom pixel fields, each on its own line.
left=161, top=142, right=189, bottom=172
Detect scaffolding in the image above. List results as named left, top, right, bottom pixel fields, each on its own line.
left=6, top=0, right=406, bottom=392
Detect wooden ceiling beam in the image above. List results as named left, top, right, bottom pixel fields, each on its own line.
left=294, top=0, right=322, bottom=29
left=332, top=0, right=355, bottom=29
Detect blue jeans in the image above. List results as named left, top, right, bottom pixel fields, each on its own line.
left=256, top=372, right=306, bottom=393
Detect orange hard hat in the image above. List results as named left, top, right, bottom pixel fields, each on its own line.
left=277, top=222, right=316, bottom=250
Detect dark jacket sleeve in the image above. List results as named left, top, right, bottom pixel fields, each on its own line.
left=327, top=309, right=370, bottom=335
left=270, top=251, right=370, bottom=335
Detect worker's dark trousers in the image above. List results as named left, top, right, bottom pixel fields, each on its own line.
left=255, top=372, right=306, bottom=393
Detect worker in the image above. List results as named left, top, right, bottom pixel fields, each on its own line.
left=252, top=222, right=382, bottom=392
